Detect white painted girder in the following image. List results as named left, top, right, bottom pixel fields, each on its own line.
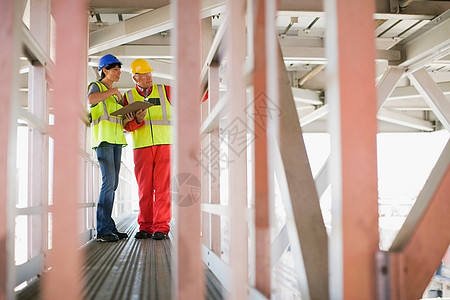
left=22, top=23, right=54, bottom=71
left=378, top=108, right=434, bottom=131
left=90, top=45, right=172, bottom=59
left=389, top=81, right=450, bottom=100
left=88, top=5, right=172, bottom=55
left=314, top=157, right=329, bottom=198
left=377, top=66, right=406, bottom=111
left=88, top=0, right=226, bottom=55
left=300, top=104, right=328, bottom=127
left=275, top=41, right=329, bottom=300
left=282, top=47, right=400, bottom=62
left=409, top=68, right=450, bottom=131
left=18, top=108, right=47, bottom=134
left=277, top=0, right=448, bottom=16
left=200, top=14, right=228, bottom=93
left=400, top=10, right=450, bottom=72
left=298, top=103, right=435, bottom=131
left=383, top=98, right=432, bottom=111
left=292, top=86, right=322, bottom=105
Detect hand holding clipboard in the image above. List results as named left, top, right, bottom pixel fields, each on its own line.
left=110, top=101, right=153, bottom=116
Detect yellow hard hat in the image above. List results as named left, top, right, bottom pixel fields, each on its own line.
left=130, top=59, right=153, bottom=74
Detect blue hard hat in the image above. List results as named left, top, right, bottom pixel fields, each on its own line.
left=98, top=54, right=122, bottom=74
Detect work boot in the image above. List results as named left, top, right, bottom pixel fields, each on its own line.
left=97, top=233, right=119, bottom=242
left=135, top=230, right=152, bottom=239
left=152, top=232, right=167, bottom=240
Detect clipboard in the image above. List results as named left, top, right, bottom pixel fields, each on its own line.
left=110, top=101, right=153, bottom=116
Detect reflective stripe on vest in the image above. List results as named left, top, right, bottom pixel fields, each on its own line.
left=89, top=81, right=127, bottom=148
left=126, top=84, right=172, bottom=148
left=91, top=101, right=124, bottom=126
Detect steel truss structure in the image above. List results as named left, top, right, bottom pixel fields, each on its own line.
left=1, top=0, right=450, bottom=299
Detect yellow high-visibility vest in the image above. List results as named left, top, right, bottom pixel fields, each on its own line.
left=89, top=81, right=127, bottom=148
left=125, top=85, right=172, bottom=149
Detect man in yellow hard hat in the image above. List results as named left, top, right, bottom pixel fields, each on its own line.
left=123, top=59, right=172, bottom=240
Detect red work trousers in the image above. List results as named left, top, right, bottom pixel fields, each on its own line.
left=133, top=144, right=171, bottom=234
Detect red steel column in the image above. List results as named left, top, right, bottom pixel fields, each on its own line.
left=0, top=0, right=20, bottom=298
left=325, top=0, right=379, bottom=299
left=42, top=0, right=87, bottom=299
left=401, top=165, right=450, bottom=299
left=173, top=1, right=203, bottom=299
left=227, top=0, right=248, bottom=299
left=253, top=0, right=270, bottom=296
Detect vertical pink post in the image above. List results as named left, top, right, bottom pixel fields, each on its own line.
left=227, top=0, right=249, bottom=298
left=42, top=0, right=87, bottom=299
left=325, top=0, right=379, bottom=299
left=253, top=0, right=270, bottom=296
left=172, top=0, right=203, bottom=299
left=0, top=0, right=18, bottom=299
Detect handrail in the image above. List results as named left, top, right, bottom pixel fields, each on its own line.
left=200, top=12, right=229, bottom=97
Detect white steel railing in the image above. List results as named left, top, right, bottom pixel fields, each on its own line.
left=14, top=85, right=137, bottom=292
left=198, top=2, right=329, bottom=299
left=4, top=1, right=138, bottom=295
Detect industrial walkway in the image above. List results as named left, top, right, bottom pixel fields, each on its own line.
left=17, top=214, right=225, bottom=300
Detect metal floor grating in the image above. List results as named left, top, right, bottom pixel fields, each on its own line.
left=16, top=213, right=225, bottom=300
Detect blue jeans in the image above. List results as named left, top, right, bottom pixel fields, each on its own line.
left=96, top=142, right=122, bottom=236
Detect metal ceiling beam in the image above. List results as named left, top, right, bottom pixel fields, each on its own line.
left=378, top=108, right=435, bottom=131
left=88, top=0, right=445, bottom=57
left=300, top=104, right=328, bottom=127
left=399, top=10, right=450, bottom=71
left=90, top=45, right=172, bottom=59
left=409, top=68, right=450, bottom=131
left=292, top=87, right=322, bottom=105
left=389, top=81, right=450, bottom=100
left=399, top=1, right=450, bottom=15
left=389, top=0, right=450, bottom=14
left=88, top=0, right=226, bottom=55
left=281, top=47, right=401, bottom=62
left=298, top=64, right=325, bottom=87
left=399, top=0, right=421, bottom=8
left=279, top=0, right=449, bottom=16
left=299, top=102, right=435, bottom=131
left=282, top=36, right=428, bottom=51
left=296, top=67, right=449, bottom=131
left=89, top=0, right=169, bottom=9
left=383, top=98, right=431, bottom=111
left=377, top=66, right=406, bottom=111
left=88, top=5, right=172, bottom=55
